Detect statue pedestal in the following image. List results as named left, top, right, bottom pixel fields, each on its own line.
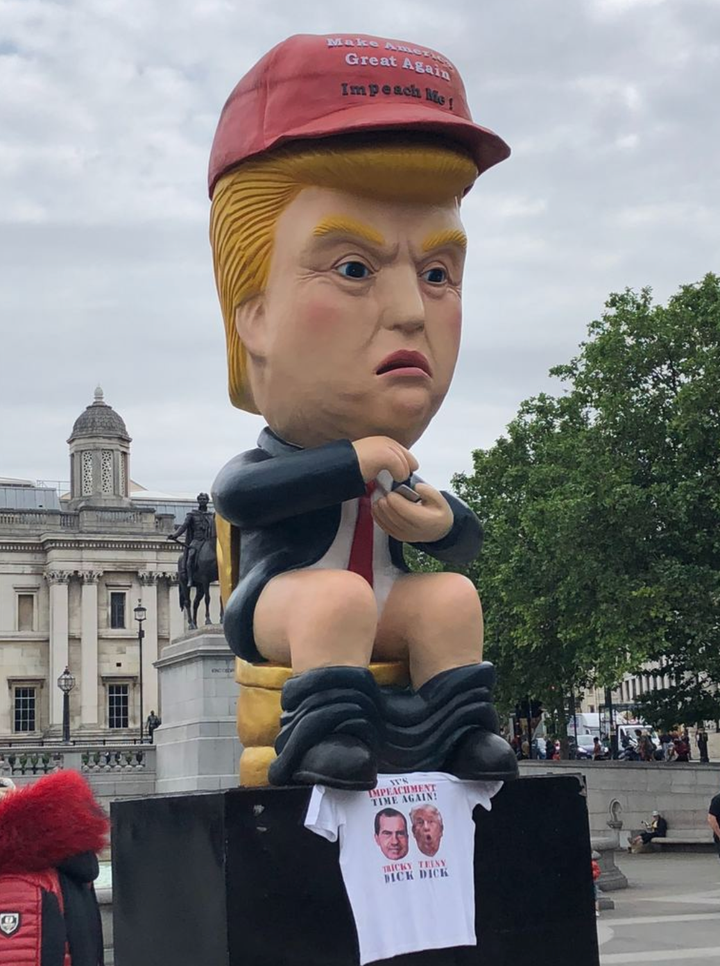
left=112, top=775, right=600, bottom=966
left=591, top=834, right=628, bottom=894
left=153, top=629, right=241, bottom=793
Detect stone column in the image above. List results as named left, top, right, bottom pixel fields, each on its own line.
left=167, top=574, right=185, bottom=642
left=139, top=572, right=159, bottom=724
left=80, top=571, right=102, bottom=728
left=45, top=571, right=71, bottom=726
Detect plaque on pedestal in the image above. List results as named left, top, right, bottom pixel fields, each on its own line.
left=112, top=774, right=600, bottom=966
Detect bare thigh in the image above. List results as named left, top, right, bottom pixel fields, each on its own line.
left=253, top=568, right=378, bottom=673
left=375, top=572, right=483, bottom=687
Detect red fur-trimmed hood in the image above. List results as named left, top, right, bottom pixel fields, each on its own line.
left=0, top=770, right=108, bottom=874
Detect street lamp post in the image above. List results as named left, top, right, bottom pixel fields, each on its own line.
left=525, top=695, right=534, bottom=760
left=134, top=600, right=147, bottom=743
left=57, top=667, right=76, bottom=743
left=605, top=686, right=617, bottom=759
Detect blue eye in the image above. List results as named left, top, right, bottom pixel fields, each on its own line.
left=423, top=267, right=447, bottom=284
left=336, top=261, right=371, bottom=279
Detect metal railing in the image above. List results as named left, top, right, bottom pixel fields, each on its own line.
left=0, top=736, right=151, bottom=748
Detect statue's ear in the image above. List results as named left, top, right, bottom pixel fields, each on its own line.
left=234, top=295, right=267, bottom=360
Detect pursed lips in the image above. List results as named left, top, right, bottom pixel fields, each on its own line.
left=375, top=350, right=432, bottom=377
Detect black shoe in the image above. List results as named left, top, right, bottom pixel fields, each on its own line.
left=445, top=730, right=519, bottom=781
left=285, top=734, right=378, bottom=790
left=268, top=666, right=383, bottom=788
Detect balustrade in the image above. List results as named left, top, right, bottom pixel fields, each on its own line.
left=0, top=744, right=156, bottom=777
left=0, top=750, right=64, bottom=775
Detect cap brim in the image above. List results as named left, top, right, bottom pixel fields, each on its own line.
left=210, top=101, right=510, bottom=197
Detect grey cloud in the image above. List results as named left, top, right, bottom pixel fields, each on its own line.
left=1, top=0, right=718, bottom=494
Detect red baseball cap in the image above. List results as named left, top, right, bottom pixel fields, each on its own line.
left=208, top=32, right=510, bottom=197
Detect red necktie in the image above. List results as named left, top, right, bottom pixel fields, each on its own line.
left=348, top=483, right=376, bottom=587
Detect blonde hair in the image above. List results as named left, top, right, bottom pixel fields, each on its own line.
left=209, top=138, right=478, bottom=411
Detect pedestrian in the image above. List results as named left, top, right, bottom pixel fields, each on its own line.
left=591, top=854, right=602, bottom=917
left=708, top=788, right=720, bottom=862
left=146, top=710, right=161, bottom=742
left=682, top=729, right=692, bottom=758
left=629, top=810, right=668, bottom=851
left=592, top=737, right=604, bottom=761
left=640, top=733, right=656, bottom=762
left=697, top=729, right=710, bottom=763
left=674, top=736, right=690, bottom=762
left=659, top=731, right=672, bottom=758
left=0, top=769, right=107, bottom=965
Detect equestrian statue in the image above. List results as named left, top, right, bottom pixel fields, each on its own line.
left=168, top=492, right=223, bottom=630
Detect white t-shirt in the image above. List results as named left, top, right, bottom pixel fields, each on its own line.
left=305, top=772, right=502, bottom=965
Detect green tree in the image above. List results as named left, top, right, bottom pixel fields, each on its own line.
left=633, top=678, right=720, bottom=734
left=452, top=274, right=720, bottom=737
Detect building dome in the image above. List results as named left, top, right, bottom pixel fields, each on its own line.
left=67, top=388, right=132, bottom=506
left=68, top=387, right=131, bottom=443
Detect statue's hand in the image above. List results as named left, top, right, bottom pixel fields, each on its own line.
left=372, top=483, right=453, bottom=544
left=167, top=534, right=177, bottom=542
left=352, top=436, right=418, bottom=484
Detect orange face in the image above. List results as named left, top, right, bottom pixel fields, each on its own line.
left=411, top=808, right=443, bottom=856
left=235, top=186, right=466, bottom=448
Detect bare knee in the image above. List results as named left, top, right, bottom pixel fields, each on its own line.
left=256, top=570, right=378, bottom=669
left=299, top=570, right=378, bottom=626
left=291, top=571, right=377, bottom=670
left=419, top=573, right=481, bottom=620
left=402, top=574, right=483, bottom=684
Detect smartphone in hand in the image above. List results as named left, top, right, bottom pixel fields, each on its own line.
left=394, top=481, right=422, bottom=503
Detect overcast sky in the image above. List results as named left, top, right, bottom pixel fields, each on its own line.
left=1, top=0, right=718, bottom=494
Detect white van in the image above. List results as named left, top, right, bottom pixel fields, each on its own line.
left=569, top=713, right=601, bottom=737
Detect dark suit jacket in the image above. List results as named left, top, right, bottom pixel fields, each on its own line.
left=212, top=427, right=483, bottom=661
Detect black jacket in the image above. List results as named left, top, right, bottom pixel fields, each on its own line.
left=212, top=428, right=483, bottom=661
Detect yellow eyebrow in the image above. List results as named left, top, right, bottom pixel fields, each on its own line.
left=422, top=229, right=468, bottom=253
left=312, top=217, right=385, bottom=248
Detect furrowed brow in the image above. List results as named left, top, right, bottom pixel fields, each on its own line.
left=421, top=229, right=468, bottom=253
left=312, top=217, right=386, bottom=248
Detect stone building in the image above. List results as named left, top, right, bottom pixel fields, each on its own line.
left=0, top=388, right=215, bottom=741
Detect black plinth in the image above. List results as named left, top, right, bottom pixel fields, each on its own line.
left=112, top=775, right=600, bottom=966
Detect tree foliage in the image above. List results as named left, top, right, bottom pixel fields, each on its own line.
left=633, top=678, right=720, bottom=733
left=451, top=274, right=720, bottom=731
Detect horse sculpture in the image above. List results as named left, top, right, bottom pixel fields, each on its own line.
left=169, top=493, right=224, bottom=630
left=176, top=531, right=223, bottom=629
